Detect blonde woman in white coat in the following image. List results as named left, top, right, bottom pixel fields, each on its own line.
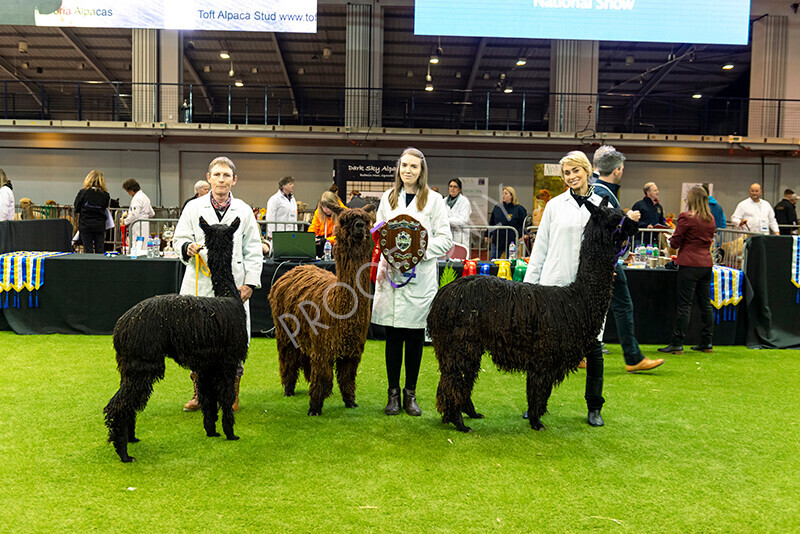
left=523, top=150, right=609, bottom=427
left=174, top=156, right=263, bottom=412
left=373, top=148, right=453, bottom=416
left=446, top=178, right=472, bottom=249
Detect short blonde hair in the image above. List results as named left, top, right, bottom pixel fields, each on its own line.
left=503, top=186, right=519, bottom=206
left=559, top=151, right=592, bottom=178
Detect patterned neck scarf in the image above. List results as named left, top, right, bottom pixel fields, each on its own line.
left=210, top=192, right=232, bottom=211
left=570, top=184, right=595, bottom=207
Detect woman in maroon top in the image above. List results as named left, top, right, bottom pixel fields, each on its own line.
left=659, top=187, right=717, bottom=354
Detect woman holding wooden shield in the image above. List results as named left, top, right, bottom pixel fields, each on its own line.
left=372, top=148, right=453, bottom=417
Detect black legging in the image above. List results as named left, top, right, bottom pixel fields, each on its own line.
left=584, top=340, right=605, bottom=411
left=384, top=326, right=425, bottom=390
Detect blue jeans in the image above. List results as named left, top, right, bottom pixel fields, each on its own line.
left=610, top=265, right=645, bottom=366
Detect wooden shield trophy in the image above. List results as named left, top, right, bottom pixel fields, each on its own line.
left=378, top=214, right=428, bottom=275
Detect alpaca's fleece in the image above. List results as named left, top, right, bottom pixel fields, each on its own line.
left=104, top=217, right=248, bottom=462
left=269, top=207, right=375, bottom=415
left=428, top=201, right=638, bottom=432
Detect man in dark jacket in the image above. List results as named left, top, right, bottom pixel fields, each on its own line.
left=631, top=182, right=667, bottom=228
left=593, top=149, right=665, bottom=373
left=774, top=189, right=798, bottom=235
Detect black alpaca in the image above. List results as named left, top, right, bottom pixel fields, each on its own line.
left=427, top=200, right=638, bottom=432
left=104, top=217, right=248, bottom=462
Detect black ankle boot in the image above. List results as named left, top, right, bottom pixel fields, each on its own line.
left=385, top=388, right=401, bottom=415
left=588, top=409, right=604, bottom=427
left=402, top=388, right=421, bottom=416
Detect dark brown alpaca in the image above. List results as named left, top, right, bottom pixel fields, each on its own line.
left=269, top=206, right=375, bottom=415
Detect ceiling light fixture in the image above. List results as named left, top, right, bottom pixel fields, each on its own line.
left=625, top=55, right=635, bottom=66
left=219, top=50, right=230, bottom=59
left=251, top=67, right=258, bottom=74
left=722, top=63, right=734, bottom=70
left=455, top=71, right=462, bottom=79
left=323, top=47, right=332, bottom=59
left=21, top=62, right=30, bottom=70
left=228, top=61, right=235, bottom=78
left=298, top=67, right=305, bottom=75
left=429, top=53, right=439, bottom=64
left=234, top=79, right=244, bottom=87
left=203, top=65, right=211, bottom=73
left=692, top=93, right=702, bottom=99
left=516, top=57, right=527, bottom=66
left=504, top=82, right=513, bottom=94
left=18, top=41, right=28, bottom=54
left=425, top=64, right=433, bottom=91
left=406, top=70, right=414, bottom=78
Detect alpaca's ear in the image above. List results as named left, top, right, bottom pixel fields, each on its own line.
left=584, top=200, right=599, bottom=216
left=328, top=204, right=346, bottom=216
left=599, top=196, right=610, bottom=208
left=363, top=204, right=376, bottom=214
left=228, top=217, right=241, bottom=233
left=199, top=216, right=210, bottom=232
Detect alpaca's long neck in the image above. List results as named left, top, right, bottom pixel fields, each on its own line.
left=329, top=242, right=372, bottom=309
left=207, top=243, right=239, bottom=299
left=571, top=233, right=618, bottom=327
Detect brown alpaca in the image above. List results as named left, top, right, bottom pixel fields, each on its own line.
left=269, top=206, right=375, bottom=415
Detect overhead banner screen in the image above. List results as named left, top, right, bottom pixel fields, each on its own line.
left=2, top=1, right=317, bottom=32
left=414, top=0, right=751, bottom=45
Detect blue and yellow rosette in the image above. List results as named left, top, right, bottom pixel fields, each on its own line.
left=0, top=251, right=71, bottom=308
left=710, top=265, right=744, bottom=323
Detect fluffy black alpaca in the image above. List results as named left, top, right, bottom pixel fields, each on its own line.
left=428, top=199, right=638, bottom=432
left=104, top=217, right=248, bottom=462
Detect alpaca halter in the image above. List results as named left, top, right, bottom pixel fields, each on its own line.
left=194, top=253, right=211, bottom=295
left=611, top=219, right=631, bottom=262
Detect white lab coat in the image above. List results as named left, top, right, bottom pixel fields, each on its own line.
left=447, top=194, right=472, bottom=248
left=265, top=189, right=298, bottom=238
left=124, top=190, right=155, bottom=248
left=174, top=194, right=263, bottom=337
left=0, top=185, right=14, bottom=221
left=730, top=197, right=778, bottom=234
left=372, top=188, right=453, bottom=329
left=524, top=190, right=602, bottom=287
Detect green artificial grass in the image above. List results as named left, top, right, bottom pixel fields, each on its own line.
left=0, top=332, right=798, bottom=533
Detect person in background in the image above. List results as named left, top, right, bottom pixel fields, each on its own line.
left=121, top=178, right=155, bottom=250
left=181, top=180, right=210, bottom=212
left=0, top=169, right=14, bottom=221
left=265, top=175, right=298, bottom=238
left=592, top=149, right=664, bottom=373
left=659, top=186, right=716, bottom=355
left=703, top=185, right=727, bottom=230
left=372, top=147, right=453, bottom=418
left=174, top=156, right=263, bottom=413
left=328, top=183, right=347, bottom=207
left=632, top=182, right=667, bottom=228
left=74, top=169, right=111, bottom=254
left=590, top=144, right=616, bottom=183
left=347, top=189, right=368, bottom=209
left=445, top=178, right=472, bottom=249
left=774, top=189, right=798, bottom=236
left=730, top=183, right=778, bottom=235
left=308, top=191, right=343, bottom=257
left=487, top=186, right=527, bottom=259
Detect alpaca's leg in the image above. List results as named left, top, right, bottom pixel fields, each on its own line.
left=196, top=371, right=220, bottom=437
left=526, top=373, right=551, bottom=431
left=437, top=373, right=469, bottom=432
left=335, top=356, right=361, bottom=408
left=277, top=336, right=303, bottom=397
left=307, top=363, right=334, bottom=416
left=104, top=372, right=156, bottom=462
left=217, top=367, right=239, bottom=441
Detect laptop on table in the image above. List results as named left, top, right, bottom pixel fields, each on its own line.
left=271, top=231, right=317, bottom=261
